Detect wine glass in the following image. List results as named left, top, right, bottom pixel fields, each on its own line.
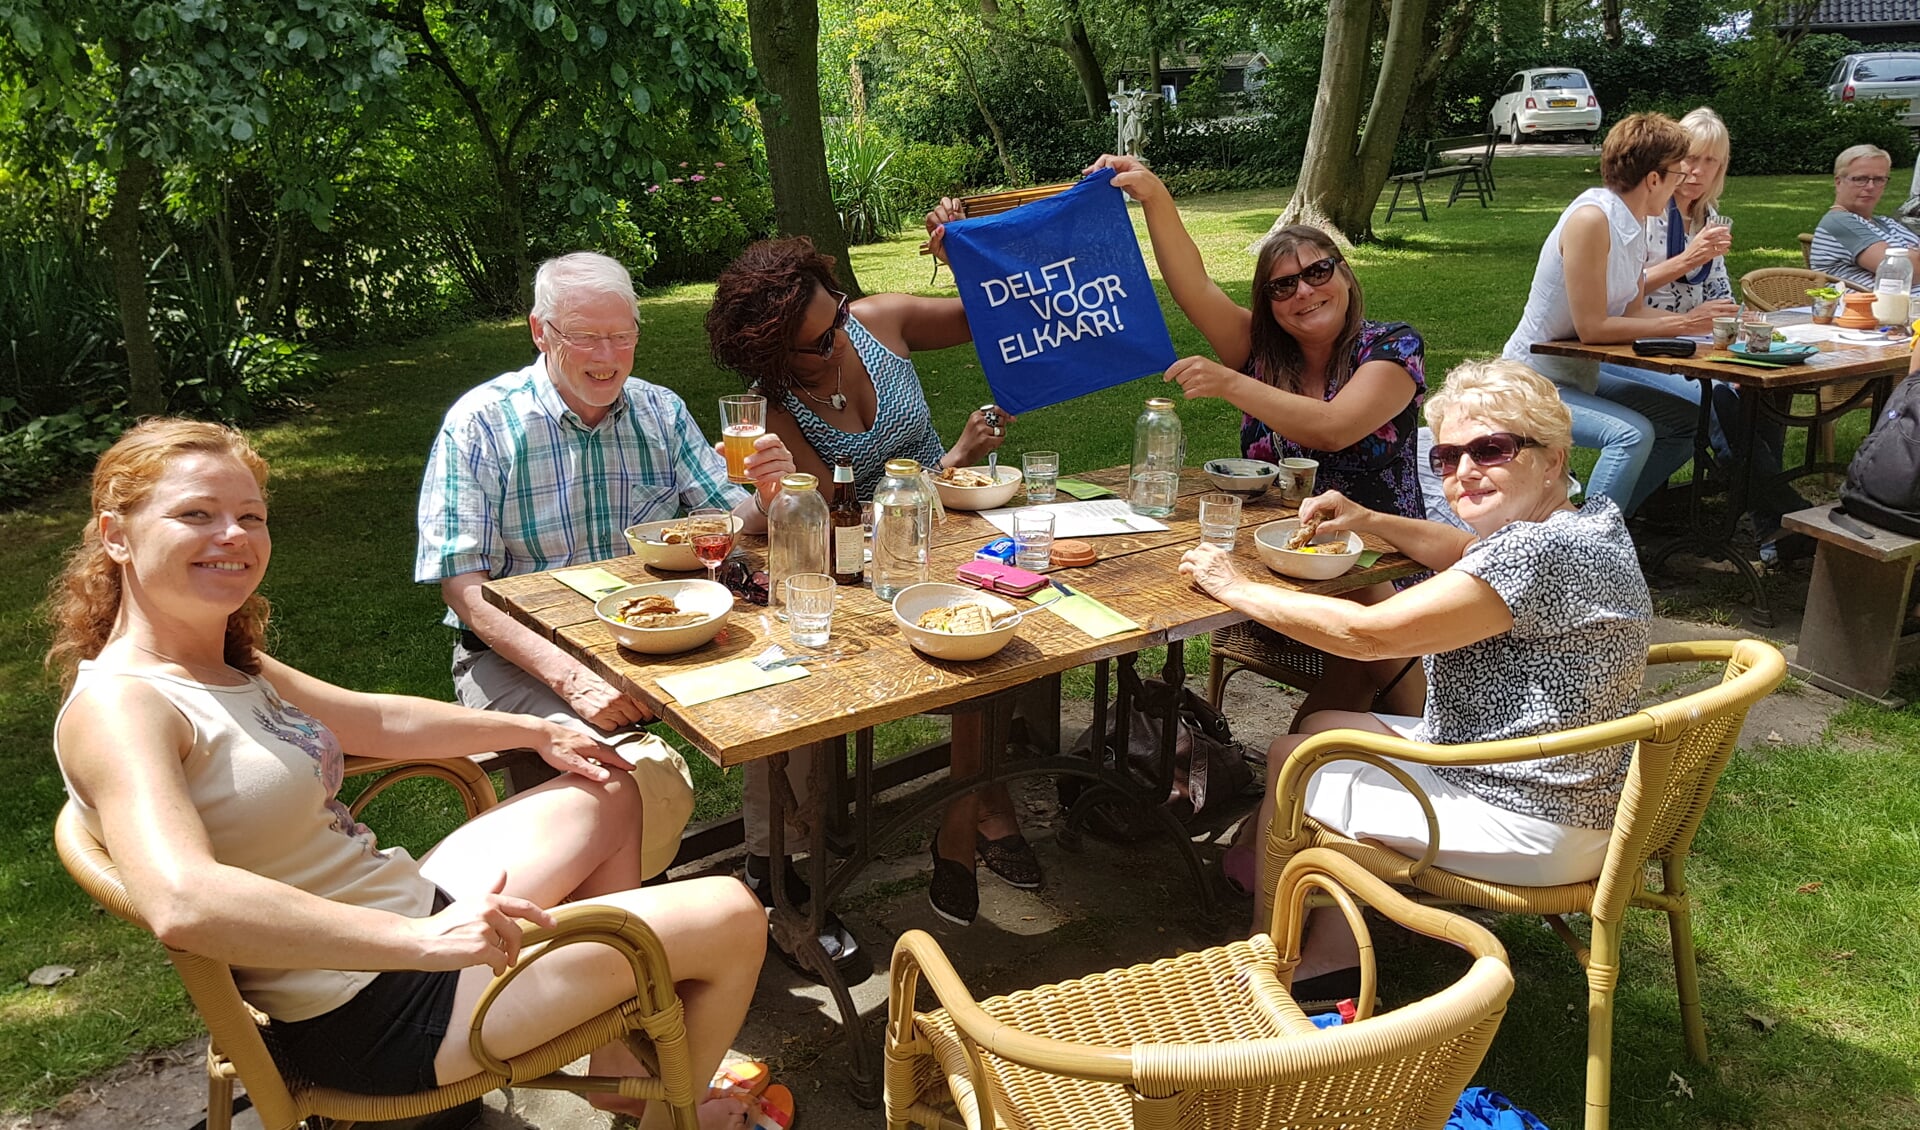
left=688, top=507, right=733, bottom=586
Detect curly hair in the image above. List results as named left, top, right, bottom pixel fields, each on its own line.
left=706, top=237, right=841, bottom=402
left=1247, top=225, right=1366, bottom=396
left=45, top=418, right=272, bottom=691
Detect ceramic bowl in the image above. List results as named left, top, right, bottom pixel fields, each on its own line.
left=1253, top=519, right=1363, bottom=581
left=624, top=514, right=744, bottom=572
left=931, top=466, right=1024, bottom=510
left=1204, top=458, right=1281, bottom=495
left=891, top=582, right=1020, bottom=661
left=594, top=579, right=733, bottom=654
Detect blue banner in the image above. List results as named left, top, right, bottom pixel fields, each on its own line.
left=943, top=168, right=1177, bottom=415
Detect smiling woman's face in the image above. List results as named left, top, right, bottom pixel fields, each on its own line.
left=1264, top=247, right=1350, bottom=345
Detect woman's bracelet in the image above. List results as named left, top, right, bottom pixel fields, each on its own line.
left=754, top=490, right=770, bottom=515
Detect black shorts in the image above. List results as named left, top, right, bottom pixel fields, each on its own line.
left=266, top=892, right=462, bottom=1095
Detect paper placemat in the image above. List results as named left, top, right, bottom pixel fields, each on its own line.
left=553, top=567, right=632, bottom=601
left=978, top=499, right=1170, bottom=538
left=1029, top=585, right=1140, bottom=638
left=1052, top=478, right=1117, bottom=500
left=657, top=657, right=809, bottom=706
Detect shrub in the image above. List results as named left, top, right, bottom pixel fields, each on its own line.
left=888, top=140, right=986, bottom=216
left=629, top=156, right=775, bottom=284
left=0, top=406, right=126, bottom=509
left=826, top=122, right=905, bottom=244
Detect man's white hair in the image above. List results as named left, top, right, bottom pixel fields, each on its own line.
left=531, top=252, right=637, bottom=322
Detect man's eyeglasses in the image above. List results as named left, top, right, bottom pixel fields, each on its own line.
left=718, top=558, right=769, bottom=605
left=1843, top=174, right=1891, bottom=188
left=550, top=327, right=640, bottom=351
left=1428, top=431, right=1542, bottom=477
left=803, top=293, right=850, bottom=358
left=1260, top=256, right=1342, bottom=301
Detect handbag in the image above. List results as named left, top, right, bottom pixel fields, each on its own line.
left=1059, top=662, right=1255, bottom=841
left=1839, top=370, right=1920, bottom=538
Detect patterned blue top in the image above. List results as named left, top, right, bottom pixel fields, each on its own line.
left=778, top=312, right=947, bottom=499
left=1241, top=320, right=1427, bottom=521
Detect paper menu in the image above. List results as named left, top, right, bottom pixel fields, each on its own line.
left=977, top=499, right=1170, bottom=538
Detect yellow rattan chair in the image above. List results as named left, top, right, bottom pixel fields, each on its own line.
left=55, top=756, right=702, bottom=1130
left=1257, top=638, right=1787, bottom=1130
left=883, top=848, right=1513, bottom=1130
left=1738, top=266, right=1859, bottom=311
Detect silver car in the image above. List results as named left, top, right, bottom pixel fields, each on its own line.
left=1490, top=68, right=1602, bottom=143
left=1828, top=52, right=1920, bottom=127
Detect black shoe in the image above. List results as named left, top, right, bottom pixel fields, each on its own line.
left=742, top=855, right=864, bottom=982
left=975, top=831, right=1043, bottom=890
left=928, top=842, right=979, bottom=925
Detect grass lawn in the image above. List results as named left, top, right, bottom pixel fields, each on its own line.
left=1, top=157, right=1915, bottom=1123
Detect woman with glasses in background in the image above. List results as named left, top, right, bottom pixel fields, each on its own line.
left=1810, top=143, right=1920, bottom=290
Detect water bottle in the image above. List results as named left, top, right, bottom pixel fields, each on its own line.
left=766, top=472, right=828, bottom=621
left=871, top=458, right=930, bottom=601
left=1128, top=397, right=1182, bottom=517
left=1874, top=247, right=1912, bottom=327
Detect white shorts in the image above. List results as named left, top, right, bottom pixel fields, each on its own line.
left=1302, top=715, right=1612, bottom=888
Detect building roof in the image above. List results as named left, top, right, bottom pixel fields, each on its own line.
left=1797, top=0, right=1920, bottom=28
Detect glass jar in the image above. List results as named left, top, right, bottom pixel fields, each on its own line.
left=766, top=472, right=828, bottom=621
left=1128, top=397, right=1182, bottom=517
left=871, top=458, right=930, bottom=601
left=1874, top=247, right=1912, bottom=326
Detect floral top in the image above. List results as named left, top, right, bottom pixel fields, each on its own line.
left=1241, top=320, right=1427, bottom=521
left=1643, top=202, right=1733, bottom=315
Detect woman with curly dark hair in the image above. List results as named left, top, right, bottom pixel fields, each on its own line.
left=706, top=230, right=1034, bottom=927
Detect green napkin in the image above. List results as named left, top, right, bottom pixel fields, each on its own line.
left=657, top=657, right=809, bottom=706
left=1052, top=478, right=1117, bottom=500
left=552, top=566, right=632, bottom=601
left=1356, top=549, right=1383, bottom=568
left=1030, top=585, right=1139, bottom=638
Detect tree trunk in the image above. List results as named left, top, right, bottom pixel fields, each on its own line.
left=1600, top=0, right=1621, bottom=45
left=105, top=155, right=164, bottom=417
left=849, top=56, right=868, bottom=118
left=1060, top=0, right=1106, bottom=115
left=949, top=41, right=1019, bottom=183
left=746, top=0, right=863, bottom=296
left=1343, top=0, right=1432, bottom=237
left=1272, top=0, right=1373, bottom=244
left=1542, top=0, right=1556, bottom=41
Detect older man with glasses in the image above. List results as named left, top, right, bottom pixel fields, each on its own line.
left=1811, top=144, right=1920, bottom=290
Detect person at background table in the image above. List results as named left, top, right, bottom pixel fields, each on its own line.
left=1613, top=108, right=1811, bottom=564
left=706, top=235, right=1036, bottom=928
left=1182, top=360, right=1651, bottom=995
left=411, top=252, right=862, bottom=980
left=1083, top=153, right=1430, bottom=727
left=1810, top=143, right=1920, bottom=290
left=1501, top=112, right=1737, bottom=517
left=52, top=420, right=766, bottom=1129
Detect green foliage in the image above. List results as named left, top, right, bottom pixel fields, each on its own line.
left=628, top=153, right=774, bottom=285
left=885, top=139, right=986, bottom=216
left=0, top=405, right=123, bottom=507
left=826, top=121, right=904, bottom=244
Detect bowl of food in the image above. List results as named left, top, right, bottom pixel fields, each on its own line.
left=892, top=582, right=1021, bottom=661
left=1253, top=518, right=1363, bottom=581
left=594, top=579, right=733, bottom=654
left=1204, top=458, right=1281, bottom=496
left=624, top=514, right=744, bottom=572
left=931, top=465, right=1024, bottom=511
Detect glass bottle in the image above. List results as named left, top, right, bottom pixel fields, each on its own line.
left=1128, top=397, right=1182, bottom=517
left=1874, top=247, right=1912, bottom=326
left=871, top=457, right=930, bottom=601
left=766, top=472, right=828, bottom=621
left=828, top=458, right=864, bottom=586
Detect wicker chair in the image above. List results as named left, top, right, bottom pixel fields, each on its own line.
left=1207, top=620, right=1330, bottom=706
left=1797, top=232, right=1813, bottom=268
left=883, top=848, right=1513, bottom=1130
left=1738, top=267, right=1872, bottom=463
left=1257, top=638, right=1787, bottom=1130
left=55, top=755, right=702, bottom=1130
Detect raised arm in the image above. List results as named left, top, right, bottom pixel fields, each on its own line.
left=1165, top=356, right=1416, bottom=453
left=1562, top=206, right=1734, bottom=339
left=1639, top=222, right=1730, bottom=300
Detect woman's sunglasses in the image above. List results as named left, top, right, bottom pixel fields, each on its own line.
left=1261, top=256, right=1341, bottom=301
left=803, top=293, right=850, bottom=358
left=1428, top=432, right=1541, bottom=477
left=718, top=558, right=769, bottom=605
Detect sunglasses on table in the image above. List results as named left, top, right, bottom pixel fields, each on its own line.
left=802, top=293, right=850, bottom=358
left=1260, top=256, right=1342, bottom=301
left=718, top=557, right=769, bottom=605
left=1427, top=432, right=1541, bottom=477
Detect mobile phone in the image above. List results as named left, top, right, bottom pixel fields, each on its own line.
left=954, top=560, right=1049, bottom=595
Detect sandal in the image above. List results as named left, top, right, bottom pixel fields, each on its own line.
left=975, top=831, right=1043, bottom=890
left=751, top=1083, right=796, bottom=1130
left=711, top=1059, right=771, bottom=1104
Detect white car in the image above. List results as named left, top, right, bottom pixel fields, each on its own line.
left=1827, top=52, right=1920, bottom=128
left=1490, top=68, right=1602, bottom=142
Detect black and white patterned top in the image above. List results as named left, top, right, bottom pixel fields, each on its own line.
left=1414, top=497, right=1653, bottom=829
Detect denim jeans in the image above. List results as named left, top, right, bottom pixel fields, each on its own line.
left=1558, top=369, right=1699, bottom=515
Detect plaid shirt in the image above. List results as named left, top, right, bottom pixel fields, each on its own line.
left=415, top=357, right=744, bottom=626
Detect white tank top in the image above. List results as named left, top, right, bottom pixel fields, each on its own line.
left=54, top=662, right=435, bottom=1021
left=1502, top=187, right=1648, bottom=394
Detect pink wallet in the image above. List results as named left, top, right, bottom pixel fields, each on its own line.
left=955, top=560, right=1049, bottom=595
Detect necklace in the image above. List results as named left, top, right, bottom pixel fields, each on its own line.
left=796, top=363, right=847, bottom=411
left=126, top=639, right=232, bottom=679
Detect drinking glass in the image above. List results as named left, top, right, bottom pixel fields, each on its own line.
left=784, top=573, right=835, bottom=648
left=719, top=394, right=767, bottom=483
left=688, top=507, right=733, bottom=585
left=1197, top=492, right=1243, bottom=550
left=1013, top=508, right=1055, bottom=570
left=1022, top=450, right=1060, bottom=503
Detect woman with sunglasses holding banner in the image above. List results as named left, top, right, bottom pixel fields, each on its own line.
left=1179, top=360, right=1651, bottom=993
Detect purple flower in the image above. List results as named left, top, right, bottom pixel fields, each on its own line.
left=647, top=184, right=660, bottom=193
left=671, top=177, right=684, bottom=184
left=690, top=174, right=706, bottom=182
left=710, top=195, right=723, bottom=202
left=678, top=161, right=689, bottom=167
left=713, top=161, right=726, bottom=168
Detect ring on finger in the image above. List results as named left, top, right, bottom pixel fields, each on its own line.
left=990, top=426, right=1004, bottom=437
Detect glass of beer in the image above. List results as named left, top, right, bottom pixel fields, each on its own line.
left=720, top=394, right=766, bottom=484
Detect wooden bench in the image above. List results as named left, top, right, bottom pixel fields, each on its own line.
left=918, top=182, right=1076, bottom=255
left=1384, top=134, right=1494, bottom=223
left=1781, top=504, right=1920, bottom=707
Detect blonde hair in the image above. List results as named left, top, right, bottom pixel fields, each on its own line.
left=45, top=419, right=271, bottom=690
left=1678, top=107, right=1730, bottom=228
left=1425, top=359, right=1574, bottom=454
left=1834, top=144, right=1891, bottom=178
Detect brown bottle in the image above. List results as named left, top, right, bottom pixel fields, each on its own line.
left=829, top=458, right=864, bottom=585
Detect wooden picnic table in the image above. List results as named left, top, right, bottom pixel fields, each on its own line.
left=482, top=462, right=1418, bottom=1103
left=1531, top=329, right=1909, bottom=624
